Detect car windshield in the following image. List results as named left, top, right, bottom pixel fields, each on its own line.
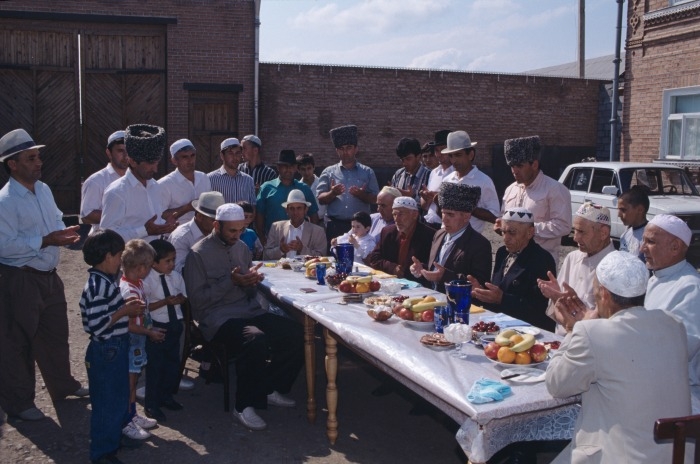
left=618, top=168, right=700, bottom=196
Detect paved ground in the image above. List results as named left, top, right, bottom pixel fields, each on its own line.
left=0, top=227, right=573, bottom=464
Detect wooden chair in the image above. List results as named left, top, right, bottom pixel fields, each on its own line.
left=180, top=300, right=232, bottom=412
left=654, top=414, right=700, bottom=464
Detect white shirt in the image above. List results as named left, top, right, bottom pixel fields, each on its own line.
left=443, top=166, right=500, bottom=233
left=142, top=269, right=187, bottom=323
left=308, top=175, right=326, bottom=223
left=369, top=213, right=392, bottom=242
left=158, top=169, right=211, bottom=223
left=80, top=163, right=122, bottom=235
left=424, top=164, right=454, bottom=224
left=285, top=222, right=304, bottom=258
left=100, top=168, right=169, bottom=242
left=168, top=218, right=206, bottom=272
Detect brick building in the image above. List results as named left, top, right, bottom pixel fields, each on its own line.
left=623, top=0, right=700, bottom=180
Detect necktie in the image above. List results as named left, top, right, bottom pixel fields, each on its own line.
left=160, top=274, right=178, bottom=323
left=503, top=253, right=518, bottom=275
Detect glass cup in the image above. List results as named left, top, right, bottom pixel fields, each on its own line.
left=315, top=263, right=327, bottom=285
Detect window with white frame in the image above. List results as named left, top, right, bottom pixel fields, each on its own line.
left=660, top=87, right=700, bottom=159
left=670, top=0, right=698, bottom=6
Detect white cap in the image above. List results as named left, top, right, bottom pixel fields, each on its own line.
left=221, top=138, right=240, bottom=151
left=441, top=131, right=477, bottom=155
left=575, top=201, right=611, bottom=226
left=596, top=251, right=649, bottom=297
left=215, top=203, right=245, bottom=221
left=242, top=134, right=261, bottom=147
left=649, top=214, right=692, bottom=246
left=282, top=189, right=311, bottom=208
left=393, top=196, right=418, bottom=210
left=107, top=130, right=125, bottom=146
left=170, top=139, right=195, bottom=158
left=502, top=207, right=534, bottom=223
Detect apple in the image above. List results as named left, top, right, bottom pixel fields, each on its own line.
left=393, top=305, right=405, bottom=316
left=369, top=280, right=381, bottom=292
left=529, top=344, right=548, bottom=363
left=398, top=308, right=414, bottom=321
left=338, top=281, right=353, bottom=293
left=484, top=341, right=500, bottom=360
left=421, top=310, right=434, bottom=322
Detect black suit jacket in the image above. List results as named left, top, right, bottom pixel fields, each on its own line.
left=487, top=239, right=556, bottom=331
left=426, top=226, right=492, bottom=294
left=365, top=222, right=436, bottom=282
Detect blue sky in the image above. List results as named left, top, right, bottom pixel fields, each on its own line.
left=259, top=0, right=626, bottom=73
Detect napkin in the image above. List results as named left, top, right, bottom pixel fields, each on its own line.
left=470, top=305, right=485, bottom=314
left=480, top=313, right=530, bottom=327
left=467, top=378, right=513, bottom=404
left=392, top=278, right=421, bottom=289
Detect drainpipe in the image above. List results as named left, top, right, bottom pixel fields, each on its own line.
left=254, top=0, right=261, bottom=135
left=610, top=0, right=625, bottom=161
left=578, top=0, right=585, bottom=78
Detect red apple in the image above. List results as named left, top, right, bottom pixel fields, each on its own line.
left=398, top=308, right=414, bottom=321
left=369, top=280, right=381, bottom=292
left=421, top=310, right=434, bottom=322
left=393, top=305, right=405, bottom=316
left=529, top=344, right=548, bottom=363
left=338, top=281, right=353, bottom=293
left=484, top=342, right=501, bottom=360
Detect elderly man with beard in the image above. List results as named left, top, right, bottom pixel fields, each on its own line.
left=468, top=207, right=556, bottom=331
left=409, top=182, right=491, bottom=294
left=183, top=204, right=303, bottom=431
left=368, top=186, right=401, bottom=242
left=366, top=197, right=435, bottom=281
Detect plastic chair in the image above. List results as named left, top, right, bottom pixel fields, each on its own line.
left=654, top=414, right=700, bottom=464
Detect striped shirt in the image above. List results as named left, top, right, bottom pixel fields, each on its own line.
left=390, top=164, right=431, bottom=206
left=207, top=167, right=256, bottom=204
left=80, top=269, right=128, bottom=341
left=238, top=162, right=277, bottom=191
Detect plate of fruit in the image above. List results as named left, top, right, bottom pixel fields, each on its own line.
left=483, top=329, right=549, bottom=366
left=336, top=275, right=381, bottom=294
left=393, top=295, right=446, bottom=329
left=303, top=257, right=331, bottom=279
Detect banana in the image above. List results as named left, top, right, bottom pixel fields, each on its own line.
left=511, top=334, right=536, bottom=352
left=356, top=275, right=372, bottom=283
left=495, top=329, right=518, bottom=346
left=304, top=259, right=319, bottom=268
left=410, top=301, right=447, bottom=313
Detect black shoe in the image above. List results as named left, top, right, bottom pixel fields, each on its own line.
left=119, top=435, right=143, bottom=449
left=160, top=399, right=183, bottom=411
left=92, top=453, right=125, bottom=464
left=144, top=407, right=167, bottom=422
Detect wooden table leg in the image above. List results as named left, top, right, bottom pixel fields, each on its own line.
left=324, top=327, right=339, bottom=445
left=304, top=314, right=316, bottom=424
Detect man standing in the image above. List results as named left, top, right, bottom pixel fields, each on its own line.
left=262, top=190, right=326, bottom=260
left=496, top=135, right=571, bottom=262
left=470, top=207, right=556, bottom=331
left=207, top=138, right=256, bottom=205
left=256, top=150, right=319, bottom=243
left=369, top=186, right=401, bottom=242
left=546, top=251, right=691, bottom=463
left=390, top=137, right=430, bottom=207
left=296, top=153, right=325, bottom=227
left=420, top=141, right=439, bottom=170
left=158, top=139, right=212, bottom=224
left=183, top=204, right=303, bottom=431
left=420, top=129, right=453, bottom=228
left=317, top=124, right=379, bottom=246
left=80, top=130, right=129, bottom=235
left=441, top=131, right=500, bottom=234
left=100, top=124, right=178, bottom=242
left=238, top=134, right=276, bottom=194
left=0, top=129, right=87, bottom=421
left=409, top=183, right=491, bottom=294
left=366, top=197, right=435, bottom=281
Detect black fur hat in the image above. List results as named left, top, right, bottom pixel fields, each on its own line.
left=504, top=135, right=541, bottom=166
left=330, top=125, right=358, bottom=148
left=438, top=182, right=481, bottom=213
left=125, top=124, right=166, bottom=163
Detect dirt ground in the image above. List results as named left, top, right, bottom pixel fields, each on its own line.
left=0, top=226, right=575, bottom=464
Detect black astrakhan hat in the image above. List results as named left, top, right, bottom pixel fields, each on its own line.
left=125, top=124, right=166, bottom=163
left=330, top=125, right=358, bottom=148
left=438, top=182, right=481, bottom=213
left=504, top=135, right=541, bottom=166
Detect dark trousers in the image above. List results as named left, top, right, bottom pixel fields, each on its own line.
left=145, top=319, right=183, bottom=410
left=86, top=334, right=130, bottom=461
left=0, top=265, right=80, bottom=415
left=212, top=312, right=303, bottom=412
left=325, top=218, right=352, bottom=254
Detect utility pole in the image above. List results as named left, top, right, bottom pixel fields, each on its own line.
left=578, top=0, right=585, bottom=78
left=610, top=0, right=625, bottom=162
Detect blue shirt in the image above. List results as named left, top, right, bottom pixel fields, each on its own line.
left=316, top=161, right=379, bottom=221
left=0, top=177, right=64, bottom=270
left=207, top=167, right=256, bottom=204
left=256, top=179, right=319, bottom=234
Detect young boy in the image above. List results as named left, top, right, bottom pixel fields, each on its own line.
left=330, top=211, right=376, bottom=262
left=297, top=153, right=325, bottom=225
left=141, top=239, right=187, bottom=422
left=618, top=185, right=650, bottom=261
left=237, top=201, right=263, bottom=260
left=120, top=239, right=164, bottom=440
left=80, top=229, right=145, bottom=464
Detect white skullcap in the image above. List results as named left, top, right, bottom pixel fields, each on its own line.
left=502, top=207, right=534, bottom=223
left=575, top=201, right=611, bottom=226
left=215, top=203, right=245, bottom=222
left=107, top=130, right=125, bottom=146
left=649, top=214, right=692, bottom=246
left=596, top=251, right=649, bottom=298
left=220, top=138, right=240, bottom=151
left=170, top=138, right=195, bottom=157
left=393, top=196, right=418, bottom=210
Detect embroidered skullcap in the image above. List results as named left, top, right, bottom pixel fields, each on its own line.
left=575, top=201, right=611, bottom=226
left=504, top=135, right=541, bottom=166
left=124, top=124, right=166, bottom=163
left=330, top=125, right=358, bottom=148
left=438, top=182, right=480, bottom=213
left=215, top=203, right=245, bottom=222
left=502, top=207, right=534, bottom=223
left=392, top=196, right=418, bottom=211
left=170, top=138, right=195, bottom=158
left=596, top=251, right=649, bottom=297
left=649, top=214, right=692, bottom=246
left=107, top=130, right=125, bottom=147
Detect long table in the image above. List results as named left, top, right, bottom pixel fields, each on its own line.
left=257, top=264, right=580, bottom=463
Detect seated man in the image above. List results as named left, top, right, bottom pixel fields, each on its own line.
left=365, top=197, right=435, bottom=281
left=409, top=182, right=491, bottom=294
left=546, top=251, right=691, bottom=463
left=183, top=204, right=303, bottom=431
left=469, top=207, right=556, bottom=331
left=368, top=186, right=401, bottom=242
left=262, top=190, right=326, bottom=260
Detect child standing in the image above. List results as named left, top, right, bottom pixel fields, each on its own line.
left=618, top=185, right=650, bottom=261
left=237, top=201, right=263, bottom=259
left=120, top=239, right=164, bottom=440
left=142, top=239, right=187, bottom=422
left=80, top=229, right=145, bottom=464
left=330, top=211, right=376, bottom=263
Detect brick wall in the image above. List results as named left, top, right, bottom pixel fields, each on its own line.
left=258, top=63, right=605, bottom=174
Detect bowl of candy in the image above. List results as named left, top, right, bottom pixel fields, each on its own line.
left=471, top=321, right=500, bottom=343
